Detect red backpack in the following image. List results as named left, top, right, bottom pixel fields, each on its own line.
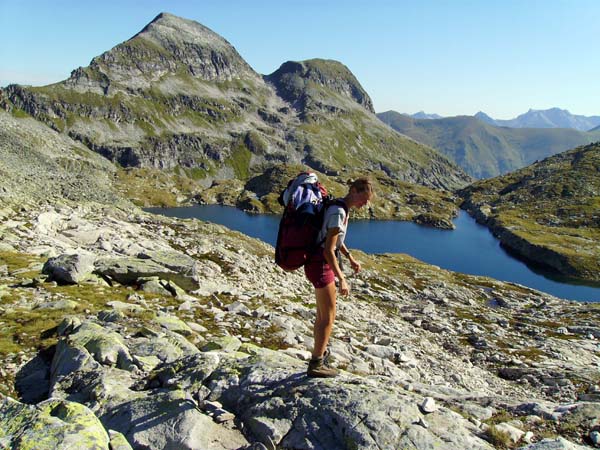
left=275, top=172, right=346, bottom=271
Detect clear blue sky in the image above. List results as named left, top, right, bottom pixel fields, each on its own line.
left=1, top=0, right=599, bottom=118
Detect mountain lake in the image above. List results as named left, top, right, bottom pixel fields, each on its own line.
left=146, top=205, right=600, bottom=302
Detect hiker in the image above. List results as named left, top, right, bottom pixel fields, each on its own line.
left=305, top=178, right=374, bottom=378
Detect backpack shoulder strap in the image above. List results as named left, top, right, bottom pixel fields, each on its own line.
left=326, top=198, right=348, bottom=215
left=314, top=199, right=348, bottom=248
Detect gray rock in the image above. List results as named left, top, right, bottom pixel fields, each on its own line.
left=129, top=329, right=199, bottom=364
left=202, top=336, right=242, bottom=352
left=139, top=277, right=172, bottom=295
left=35, top=299, right=79, bottom=310
left=15, top=353, right=50, bottom=404
left=495, top=422, right=525, bottom=443
left=211, top=348, right=491, bottom=449
left=105, top=300, right=145, bottom=314
left=53, top=322, right=135, bottom=374
left=187, top=322, right=208, bottom=333
left=98, top=309, right=125, bottom=322
left=517, top=437, right=591, bottom=449
left=137, top=249, right=201, bottom=290
left=42, top=253, right=96, bottom=284
left=365, top=344, right=396, bottom=360
left=227, top=300, right=252, bottom=316
left=95, top=255, right=199, bottom=290
left=50, top=340, right=100, bottom=387
left=100, top=390, right=248, bottom=450
left=420, top=397, right=437, bottom=414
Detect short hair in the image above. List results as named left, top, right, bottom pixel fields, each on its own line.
left=348, top=177, right=374, bottom=196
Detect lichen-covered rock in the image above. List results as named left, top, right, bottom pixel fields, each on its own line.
left=202, top=336, right=242, bottom=353
left=129, top=329, right=199, bottom=364
left=154, top=314, right=194, bottom=336
left=50, top=322, right=136, bottom=399
left=0, top=396, right=110, bottom=450
left=108, top=429, right=133, bottom=450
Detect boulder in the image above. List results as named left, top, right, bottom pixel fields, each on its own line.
left=0, top=396, right=110, bottom=449
left=517, top=437, right=591, bottom=449
left=139, top=277, right=172, bottom=295
left=51, top=322, right=135, bottom=381
left=100, top=390, right=248, bottom=450
left=108, top=430, right=133, bottom=450
left=420, top=397, right=438, bottom=414
left=202, top=336, right=242, bottom=353
left=495, top=422, right=525, bottom=443
left=154, top=314, right=194, bottom=336
left=95, top=255, right=199, bottom=290
left=42, top=253, right=96, bottom=284
left=227, top=301, right=252, bottom=316
left=129, top=330, right=199, bottom=364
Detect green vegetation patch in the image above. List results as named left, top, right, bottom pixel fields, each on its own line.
left=459, top=143, right=600, bottom=282
left=115, top=167, right=211, bottom=207
left=228, top=144, right=252, bottom=180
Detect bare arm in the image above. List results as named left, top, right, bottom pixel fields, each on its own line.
left=340, top=243, right=361, bottom=273
left=323, top=228, right=349, bottom=295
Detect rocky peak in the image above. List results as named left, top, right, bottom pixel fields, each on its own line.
left=66, top=12, right=257, bottom=91
left=265, top=58, right=374, bottom=114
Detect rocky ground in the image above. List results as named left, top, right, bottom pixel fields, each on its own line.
left=1, top=198, right=600, bottom=449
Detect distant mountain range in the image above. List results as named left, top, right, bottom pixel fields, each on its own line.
left=378, top=111, right=600, bottom=179
left=409, top=111, right=443, bottom=120
left=403, top=108, right=600, bottom=132
left=475, top=108, right=600, bottom=131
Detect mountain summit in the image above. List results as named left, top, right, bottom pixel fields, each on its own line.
left=266, top=59, right=374, bottom=117
left=66, top=12, right=257, bottom=93
left=3, top=12, right=470, bottom=199
left=476, top=108, right=600, bottom=131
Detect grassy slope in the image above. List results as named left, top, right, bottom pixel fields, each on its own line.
left=379, top=111, right=600, bottom=179
left=458, top=143, right=600, bottom=282
left=2, top=34, right=470, bottom=225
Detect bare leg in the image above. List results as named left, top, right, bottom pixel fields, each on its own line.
left=312, top=282, right=337, bottom=359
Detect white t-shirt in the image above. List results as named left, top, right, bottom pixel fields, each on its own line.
left=317, top=202, right=348, bottom=250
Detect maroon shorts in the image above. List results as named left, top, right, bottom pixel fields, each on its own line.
left=304, top=248, right=335, bottom=289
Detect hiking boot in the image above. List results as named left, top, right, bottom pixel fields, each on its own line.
left=323, top=348, right=332, bottom=365
left=307, top=356, right=339, bottom=378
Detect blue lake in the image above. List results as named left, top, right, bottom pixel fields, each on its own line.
left=146, top=205, right=600, bottom=302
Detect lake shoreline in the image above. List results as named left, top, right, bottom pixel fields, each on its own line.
left=145, top=205, right=600, bottom=302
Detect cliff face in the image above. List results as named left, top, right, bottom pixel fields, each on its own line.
left=2, top=12, right=469, bottom=194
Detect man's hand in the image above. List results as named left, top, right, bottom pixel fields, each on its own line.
left=339, top=278, right=350, bottom=296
